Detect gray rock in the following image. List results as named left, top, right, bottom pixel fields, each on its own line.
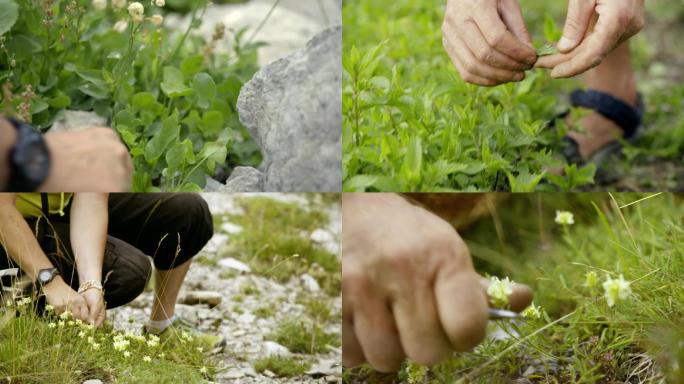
left=50, top=110, right=107, bottom=133
left=260, top=341, right=290, bottom=357
left=217, top=257, right=251, bottom=274
left=308, top=359, right=341, bottom=377
left=82, top=380, right=103, bottom=384
left=237, top=26, right=342, bottom=192
left=300, top=274, right=320, bottom=293
left=180, top=291, right=223, bottom=308
left=219, top=167, right=264, bottom=192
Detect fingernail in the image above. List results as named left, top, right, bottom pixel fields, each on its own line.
left=557, top=36, right=572, bottom=51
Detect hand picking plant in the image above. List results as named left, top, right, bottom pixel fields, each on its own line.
left=1, top=296, right=213, bottom=383
left=342, top=0, right=603, bottom=192
left=0, top=0, right=262, bottom=191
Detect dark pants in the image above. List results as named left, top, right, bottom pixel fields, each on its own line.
left=0, top=193, right=213, bottom=309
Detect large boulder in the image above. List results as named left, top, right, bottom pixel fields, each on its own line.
left=237, top=25, right=342, bottom=192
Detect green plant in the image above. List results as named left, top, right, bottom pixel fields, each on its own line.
left=342, top=0, right=684, bottom=192
left=0, top=0, right=262, bottom=191
left=253, top=355, right=311, bottom=378
left=270, top=318, right=339, bottom=354
left=0, top=297, right=213, bottom=383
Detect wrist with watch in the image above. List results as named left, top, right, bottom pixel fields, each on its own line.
left=36, top=268, right=103, bottom=294
left=4, top=117, right=51, bottom=192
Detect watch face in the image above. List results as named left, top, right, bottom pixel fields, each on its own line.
left=39, top=270, right=51, bottom=282
left=10, top=123, right=51, bottom=189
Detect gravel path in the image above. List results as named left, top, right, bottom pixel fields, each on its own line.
left=108, top=194, right=341, bottom=383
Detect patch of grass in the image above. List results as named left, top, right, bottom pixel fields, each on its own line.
left=253, top=355, right=311, bottom=378
left=0, top=298, right=213, bottom=383
left=297, top=294, right=336, bottom=323
left=221, top=196, right=341, bottom=295
left=254, top=305, right=276, bottom=319
left=239, top=281, right=258, bottom=296
left=270, top=318, right=339, bottom=355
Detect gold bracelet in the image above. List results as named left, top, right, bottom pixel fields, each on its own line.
left=78, top=280, right=103, bottom=294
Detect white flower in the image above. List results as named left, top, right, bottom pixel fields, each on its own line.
left=111, top=0, right=126, bottom=9
left=196, top=347, right=204, bottom=353
left=143, top=355, right=152, bottom=363
left=113, top=20, right=128, bottom=33
left=521, top=303, right=541, bottom=319
left=487, top=276, right=514, bottom=308
left=59, top=311, right=71, bottom=320
left=128, top=2, right=145, bottom=23
left=48, top=322, right=57, bottom=329
left=91, top=342, right=101, bottom=350
left=45, top=304, right=54, bottom=312
left=151, top=0, right=165, bottom=7
left=123, top=350, right=131, bottom=358
left=199, top=366, right=207, bottom=374
left=92, top=0, right=107, bottom=10
left=78, top=331, right=86, bottom=338
left=5, top=300, right=13, bottom=308
left=602, top=274, right=632, bottom=307
left=555, top=210, right=575, bottom=225
left=147, top=14, right=164, bottom=26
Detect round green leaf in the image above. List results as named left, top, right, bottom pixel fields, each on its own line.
left=0, top=0, right=19, bottom=36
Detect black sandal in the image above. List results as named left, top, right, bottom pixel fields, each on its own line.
left=557, top=89, right=645, bottom=165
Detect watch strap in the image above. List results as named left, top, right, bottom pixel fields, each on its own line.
left=7, top=117, right=51, bottom=192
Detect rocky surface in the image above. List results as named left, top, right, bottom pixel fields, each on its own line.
left=219, top=166, right=264, bottom=192
left=107, top=194, right=341, bottom=384
left=235, top=26, right=342, bottom=192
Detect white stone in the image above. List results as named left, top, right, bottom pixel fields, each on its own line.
left=300, top=273, right=320, bottom=293
left=218, top=257, right=251, bottom=273
left=82, top=380, right=103, bottom=384
left=235, top=312, right=256, bottom=325
left=220, top=222, right=243, bottom=235
left=260, top=341, right=290, bottom=357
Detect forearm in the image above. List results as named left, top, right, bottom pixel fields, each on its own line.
left=0, top=117, right=17, bottom=190
left=70, top=193, right=108, bottom=283
left=0, top=194, right=57, bottom=279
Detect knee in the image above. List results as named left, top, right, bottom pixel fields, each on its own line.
left=166, top=193, right=213, bottom=251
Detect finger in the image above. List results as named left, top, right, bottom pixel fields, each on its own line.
left=473, top=6, right=537, bottom=66
left=550, top=17, right=623, bottom=78
left=479, top=277, right=534, bottom=312
left=449, top=35, right=526, bottom=83
left=353, top=296, right=405, bottom=372
left=558, top=0, right=596, bottom=52
left=435, top=268, right=488, bottom=352
left=447, top=19, right=530, bottom=71
left=391, top=278, right=452, bottom=366
left=342, top=290, right=366, bottom=368
left=499, top=0, right=533, bottom=48
left=534, top=51, right=570, bottom=69
left=442, top=36, right=503, bottom=87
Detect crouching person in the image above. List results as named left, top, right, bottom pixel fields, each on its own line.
left=0, top=193, right=224, bottom=350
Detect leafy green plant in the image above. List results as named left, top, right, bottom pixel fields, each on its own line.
left=0, top=0, right=262, bottom=191
left=342, top=0, right=684, bottom=192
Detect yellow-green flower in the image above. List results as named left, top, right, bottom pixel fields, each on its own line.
left=555, top=210, right=575, bottom=225
left=143, top=355, right=152, bottom=363
left=602, top=274, right=632, bottom=307
left=584, top=271, right=599, bottom=289
left=521, top=303, right=541, bottom=319
left=487, top=276, right=514, bottom=308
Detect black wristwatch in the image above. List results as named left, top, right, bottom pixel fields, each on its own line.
left=36, top=268, right=60, bottom=288
left=7, top=117, right=51, bottom=192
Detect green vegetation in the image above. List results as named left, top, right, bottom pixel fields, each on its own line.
left=0, top=0, right=262, bottom=191
left=343, top=0, right=684, bottom=192
left=343, top=193, right=684, bottom=383
left=219, top=195, right=341, bottom=295
left=0, top=299, right=212, bottom=383
left=253, top=355, right=312, bottom=378
left=270, top=317, right=339, bottom=355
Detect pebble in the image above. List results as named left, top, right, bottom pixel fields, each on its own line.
left=300, top=274, right=321, bottom=293
left=260, top=341, right=291, bottom=357
left=180, top=291, right=223, bottom=308
left=82, top=380, right=103, bottom=384
left=218, top=257, right=252, bottom=273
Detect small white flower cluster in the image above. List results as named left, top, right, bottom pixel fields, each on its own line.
left=92, top=0, right=107, bottom=11
left=602, top=274, right=632, bottom=307
left=128, top=2, right=145, bottom=23
left=555, top=210, right=575, bottom=226
left=521, top=302, right=542, bottom=319
left=487, top=276, right=514, bottom=308
left=16, top=297, right=33, bottom=307
left=113, top=334, right=131, bottom=352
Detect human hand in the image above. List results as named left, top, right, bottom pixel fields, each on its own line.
left=42, top=277, right=90, bottom=322
left=536, top=0, right=645, bottom=78
left=40, top=127, right=133, bottom=192
left=342, top=194, right=533, bottom=372
left=442, top=0, right=537, bottom=86
left=81, top=288, right=106, bottom=327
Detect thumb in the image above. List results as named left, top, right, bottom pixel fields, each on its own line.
left=558, top=0, right=596, bottom=52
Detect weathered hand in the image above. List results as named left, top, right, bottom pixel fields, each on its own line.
left=40, top=127, right=133, bottom=192
left=536, top=0, right=645, bottom=78
left=82, top=288, right=106, bottom=327
left=442, top=0, right=537, bottom=86
left=342, top=194, right=533, bottom=372
left=42, top=277, right=89, bottom=322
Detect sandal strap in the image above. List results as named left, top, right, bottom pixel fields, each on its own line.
left=570, top=89, right=643, bottom=139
